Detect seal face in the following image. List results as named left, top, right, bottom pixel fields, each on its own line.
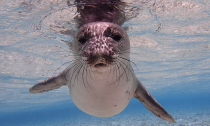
left=29, top=0, right=175, bottom=123
left=72, top=22, right=129, bottom=69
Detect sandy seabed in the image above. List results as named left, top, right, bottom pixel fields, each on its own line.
left=47, top=108, right=210, bottom=126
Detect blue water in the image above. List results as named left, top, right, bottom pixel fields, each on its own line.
left=1, top=0, right=210, bottom=125
left=1, top=91, right=210, bottom=125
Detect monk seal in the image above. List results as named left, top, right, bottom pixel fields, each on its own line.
left=29, top=22, right=174, bottom=122
left=29, top=0, right=175, bottom=123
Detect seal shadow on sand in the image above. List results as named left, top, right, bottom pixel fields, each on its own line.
left=29, top=0, right=175, bottom=123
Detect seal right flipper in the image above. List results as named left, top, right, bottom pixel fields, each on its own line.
left=29, top=71, right=67, bottom=94
left=134, top=80, right=175, bottom=123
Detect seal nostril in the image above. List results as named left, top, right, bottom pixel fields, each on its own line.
left=112, top=34, right=121, bottom=42
left=78, top=37, right=87, bottom=44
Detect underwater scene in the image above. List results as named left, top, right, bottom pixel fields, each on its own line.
left=0, top=0, right=210, bottom=125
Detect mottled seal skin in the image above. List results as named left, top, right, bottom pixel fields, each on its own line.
left=29, top=0, right=175, bottom=123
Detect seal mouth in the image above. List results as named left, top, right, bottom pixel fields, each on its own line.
left=93, top=58, right=108, bottom=68
left=94, top=63, right=107, bottom=68
left=86, top=54, right=114, bottom=68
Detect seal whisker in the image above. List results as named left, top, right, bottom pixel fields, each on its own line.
left=113, top=61, right=119, bottom=77
left=117, top=59, right=129, bottom=82
left=82, top=63, right=89, bottom=91
left=117, top=49, right=135, bottom=56
left=86, top=65, right=96, bottom=92
left=108, top=64, right=115, bottom=81
left=70, top=60, right=83, bottom=85
left=76, top=58, right=92, bottom=91
left=88, top=65, right=94, bottom=81
left=86, top=65, right=92, bottom=90
left=117, top=60, right=135, bottom=82
left=74, top=62, right=85, bottom=86
left=111, top=64, right=117, bottom=81
left=65, top=59, right=80, bottom=74
left=117, top=56, right=137, bottom=69
left=118, top=47, right=141, bottom=56
left=114, top=47, right=139, bottom=71
left=113, top=61, right=122, bottom=87
left=116, top=47, right=130, bottom=52
left=119, top=51, right=140, bottom=56
left=116, top=57, right=135, bottom=80
left=54, top=60, right=75, bottom=73
left=65, top=61, right=81, bottom=88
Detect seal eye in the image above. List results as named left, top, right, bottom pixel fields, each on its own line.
left=78, top=37, right=87, bottom=44
left=78, top=32, right=91, bottom=44
left=112, top=34, right=121, bottom=42
left=104, top=27, right=122, bottom=42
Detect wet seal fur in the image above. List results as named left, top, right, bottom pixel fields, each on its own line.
left=29, top=0, right=175, bottom=123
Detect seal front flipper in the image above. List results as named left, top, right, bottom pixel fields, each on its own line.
left=134, top=80, right=175, bottom=123
left=29, top=71, right=67, bottom=94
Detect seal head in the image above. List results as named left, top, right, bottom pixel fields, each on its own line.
left=72, top=22, right=129, bottom=70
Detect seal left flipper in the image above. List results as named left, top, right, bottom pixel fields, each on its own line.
left=29, top=71, right=67, bottom=94
left=134, top=80, right=175, bottom=123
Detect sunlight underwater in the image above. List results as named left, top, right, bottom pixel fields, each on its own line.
left=0, top=0, right=210, bottom=125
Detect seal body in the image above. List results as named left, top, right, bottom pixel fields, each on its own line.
left=67, top=59, right=137, bottom=117
left=68, top=22, right=136, bottom=116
